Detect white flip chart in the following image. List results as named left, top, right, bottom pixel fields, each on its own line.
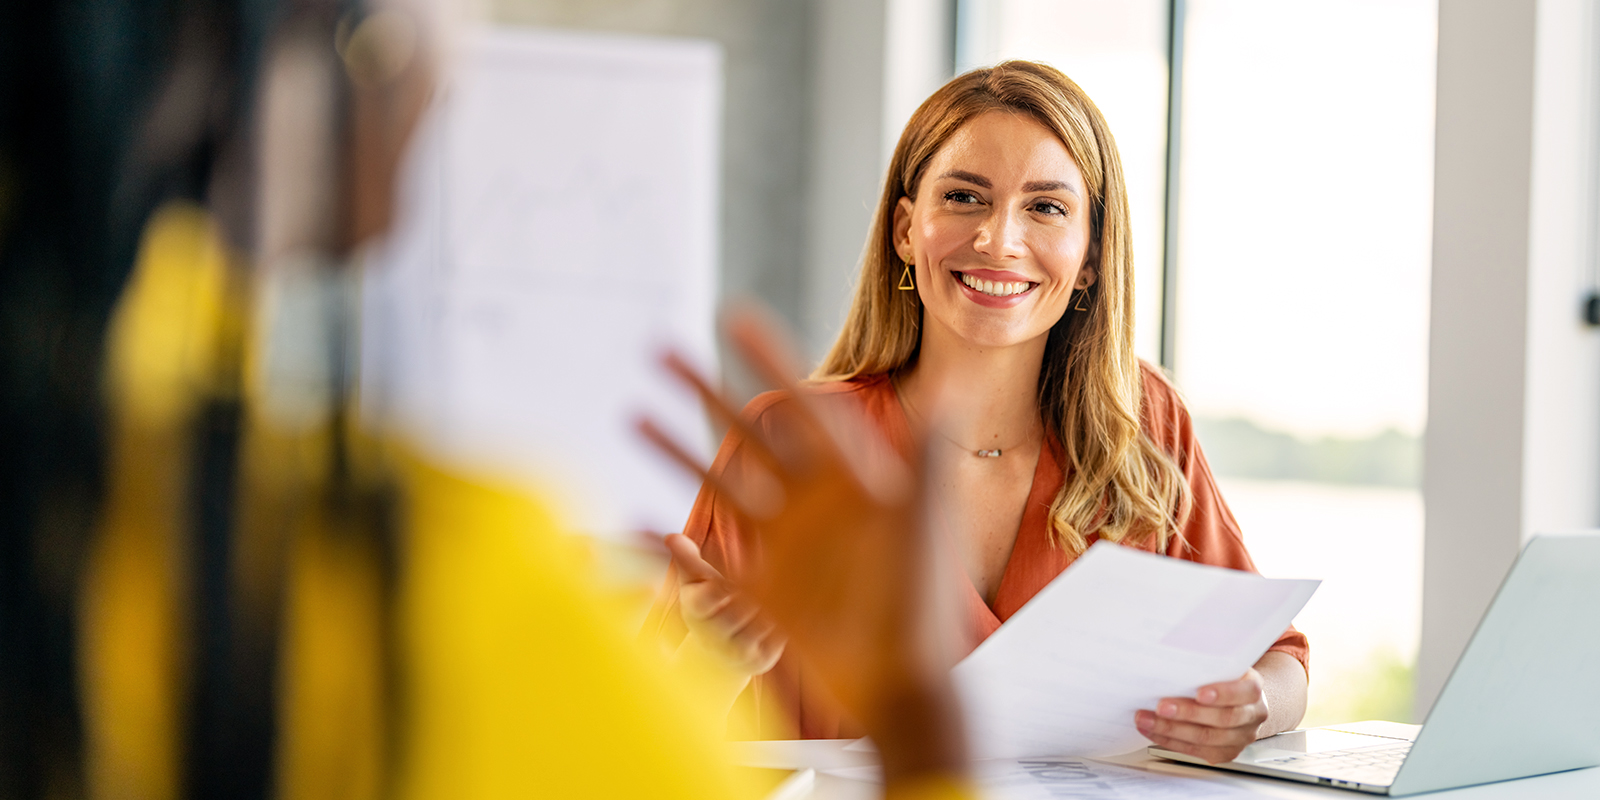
left=954, top=543, right=1318, bottom=760
left=361, top=27, right=722, bottom=538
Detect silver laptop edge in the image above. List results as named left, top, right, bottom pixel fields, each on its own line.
left=1151, top=721, right=1413, bottom=794
left=1151, top=531, right=1600, bottom=796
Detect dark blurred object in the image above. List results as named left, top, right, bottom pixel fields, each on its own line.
left=0, top=1, right=291, bottom=797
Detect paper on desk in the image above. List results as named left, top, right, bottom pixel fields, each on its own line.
left=823, top=756, right=1257, bottom=798
left=973, top=758, right=1255, bottom=799
left=955, top=542, right=1318, bottom=760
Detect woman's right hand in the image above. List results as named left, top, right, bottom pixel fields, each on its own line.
left=667, top=533, right=786, bottom=679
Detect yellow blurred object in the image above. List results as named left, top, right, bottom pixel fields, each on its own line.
left=274, top=502, right=388, bottom=800
left=394, top=455, right=751, bottom=799
left=81, top=202, right=234, bottom=800
left=103, top=204, right=230, bottom=428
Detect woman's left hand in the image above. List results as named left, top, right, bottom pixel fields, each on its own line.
left=1135, top=669, right=1270, bottom=764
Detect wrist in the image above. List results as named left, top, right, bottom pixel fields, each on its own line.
left=863, top=681, right=969, bottom=787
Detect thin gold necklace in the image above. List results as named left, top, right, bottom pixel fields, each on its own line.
left=894, top=378, right=1038, bottom=459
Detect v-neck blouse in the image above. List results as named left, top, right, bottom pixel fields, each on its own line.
left=642, top=363, right=1310, bottom=740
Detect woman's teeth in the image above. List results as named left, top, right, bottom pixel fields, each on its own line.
left=960, top=273, right=1031, bottom=297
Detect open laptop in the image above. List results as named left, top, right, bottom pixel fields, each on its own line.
left=1149, top=531, right=1600, bottom=795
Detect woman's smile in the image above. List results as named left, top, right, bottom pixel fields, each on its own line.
left=953, top=268, right=1037, bottom=306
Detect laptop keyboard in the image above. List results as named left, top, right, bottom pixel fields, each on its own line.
left=1256, top=741, right=1413, bottom=786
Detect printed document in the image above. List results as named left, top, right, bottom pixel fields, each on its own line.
left=825, top=756, right=1257, bottom=799
left=954, top=542, right=1318, bottom=760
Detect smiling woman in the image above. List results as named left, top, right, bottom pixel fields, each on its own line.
left=643, top=61, right=1309, bottom=765
left=897, top=114, right=1095, bottom=348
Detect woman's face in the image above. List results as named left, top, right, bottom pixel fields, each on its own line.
left=894, top=110, right=1096, bottom=354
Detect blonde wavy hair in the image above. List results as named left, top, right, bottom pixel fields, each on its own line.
left=813, top=61, right=1190, bottom=555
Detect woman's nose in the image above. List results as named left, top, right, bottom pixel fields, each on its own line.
left=972, top=207, right=1027, bottom=260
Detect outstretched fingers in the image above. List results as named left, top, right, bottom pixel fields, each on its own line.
left=635, top=416, right=785, bottom=521
left=721, top=307, right=877, bottom=491
left=659, top=351, right=785, bottom=475
left=720, top=305, right=810, bottom=399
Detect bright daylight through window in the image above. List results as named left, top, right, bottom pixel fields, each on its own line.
left=960, top=0, right=1438, bottom=726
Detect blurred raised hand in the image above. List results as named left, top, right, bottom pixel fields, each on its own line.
left=639, top=306, right=968, bottom=787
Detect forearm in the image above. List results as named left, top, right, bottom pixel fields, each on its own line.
left=1254, top=650, right=1308, bottom=737
left=870, top=682, right=968, bottom=787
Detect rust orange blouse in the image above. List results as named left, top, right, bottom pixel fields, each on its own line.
left=642, top=362, right=1310, bottom=739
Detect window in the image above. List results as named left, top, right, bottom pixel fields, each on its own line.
left=1173, top=0, right=1437, bottom=725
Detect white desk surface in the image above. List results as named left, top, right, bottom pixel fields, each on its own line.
left=731, top=739, right=1600, bottom=800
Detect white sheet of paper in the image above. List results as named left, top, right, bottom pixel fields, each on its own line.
left=361, top=27, right=722, bottom=538
left=824, top=756, right=1258, bottom=799
left=955, top=542, right=1318, bottom=760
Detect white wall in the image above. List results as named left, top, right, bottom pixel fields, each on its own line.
left=1525, top=0, right=1600, bottom=547
left=884, top=0, right=957, bottom=166
left=1419, top=0, right=1600, bottom=718
left=804, top=0, right=953, bottom=360
left=804, top=0, right=890, bottom=360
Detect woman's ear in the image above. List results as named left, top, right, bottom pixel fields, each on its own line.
left=1076, top=262, right=1098, bottom=291
left=1077, top=237, right=1100, bottom=289
left=893, top=196, right=915, bottom=258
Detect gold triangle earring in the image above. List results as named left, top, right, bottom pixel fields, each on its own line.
left=1073, top=286, right=1091, bottom=311
left=898, top=262, right=916, bottom=291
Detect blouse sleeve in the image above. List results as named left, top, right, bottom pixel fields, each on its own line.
left=1141, top=363, right=1312, bottom=678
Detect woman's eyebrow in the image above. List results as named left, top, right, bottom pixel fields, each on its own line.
left=1022, top=179, right=1079, bottom=196
left=939, top=169, right=991, bottom=188
left=938, top=171, right=1080, bottom=197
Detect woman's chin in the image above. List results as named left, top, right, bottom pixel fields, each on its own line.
left=931, top=316, right=1055, bottom=354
